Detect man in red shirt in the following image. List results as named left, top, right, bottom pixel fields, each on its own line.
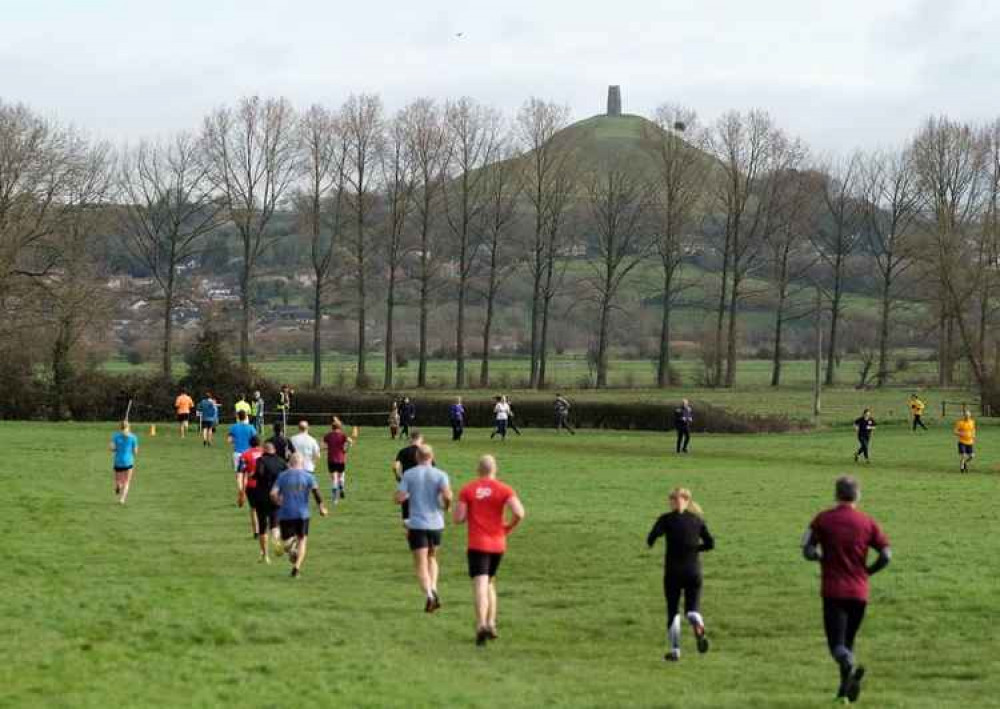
left=322, top=418, right=353, bottom=503
left=453, top=455, right=526, bottom=646
left=238, top=435, right=265, bottom=541
left=802, top=476, right=891, bottom=705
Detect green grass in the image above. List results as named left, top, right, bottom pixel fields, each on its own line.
left=2, top=421, right=997, bottom=707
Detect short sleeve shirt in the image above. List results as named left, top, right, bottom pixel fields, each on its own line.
left=855, top=417, right=876, bottom=437
left=272, top=469, right=318, bottom=521
left=955, top=419, right=976, bottom=445
left=175, top=395, right=194, bottom=414
left=198, top=399, right=219, bottom=422
left=239, top=448, right=264, bottom=486
left=398, top=465, right=450, bottom=531
left=323, top=431, right=348, bottom=464
left=111, top=432, right=138, bottom=468
left=290, top=433, right=320, bottom=471
left=810, top=505, right=890, bottom=601
left=228, top=422, right=255, bottom=454
left=459, top=478, right=515, bottom=553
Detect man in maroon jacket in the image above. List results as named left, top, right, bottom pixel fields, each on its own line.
left=802, top=476, right=892, bottom=704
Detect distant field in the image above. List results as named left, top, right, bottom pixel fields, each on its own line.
left=2, top=422, right=997, bottom=707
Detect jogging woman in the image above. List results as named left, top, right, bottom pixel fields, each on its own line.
left=646, top=487, right=714, bottom=661
left=853, top=409, right=876, bottom=463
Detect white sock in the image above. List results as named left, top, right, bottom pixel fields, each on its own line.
left=668, top=615, right=682, bottom=651
left=687, top=611, right=705, bottom=629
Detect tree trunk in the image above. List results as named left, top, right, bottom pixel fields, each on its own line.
left=51, top=318, right=73, bottom=421
left=770, top=288, right=786, bottom=387
left=713, top=231, right=731, bottom=387
left=240, top=263, right=251, bottom=370
left=456, top=268, right=467, bottom=389
left=384, top=274, right=395, bottom=390
left=162, top=267, right=175, bottom=378
left=596, top=297, right=611, bottom=388
left=875, top=276, right=891, bottom=388
left=529, top=260, right=542, bottom=387
left=724, top=272, right=740, bottom=388
left=824, top=259, right=843, bottom=386
left=938, top=303, right=949, bottom=387
left=656, top=267, right=673, bottom=388
left=538, top=249, right=557, bottom=389
left=312, top=281, right=323, bottom=388
left=355, top=210, right=367, bottom=388
left=481, top=233, right=500, bottom=388
left=418, top=245, right=429, bottom=388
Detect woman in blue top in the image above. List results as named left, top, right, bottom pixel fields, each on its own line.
left=109, top=421, right=139, bottom=505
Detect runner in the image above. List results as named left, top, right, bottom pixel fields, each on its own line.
left=853, top=409, right=876, bottom=464
left=228, top=411, right=257, bottom=496
left=909, top=394, right=928, bottom=431
left=289, top=420, right=321, bottom=474
left=388, top=401, right=401, bottom=439
left=554, top=394, right=575, bottom=435
left=449, top=397, right=466, bottom=442
left=505, top=396, right=522, bottom=436
left=400, top=397, right=417, bottom=438
left=251, top=390, right=265, bottom=433
left=646, top=487, right=714, bottom=661
left=249, top=440, right=286, bottom=561
left=393, top=430, right=427, bottom=527
left=197, top=392, right=220, bottom=446
left=270, top=452, right=328, bottom=578
left=394, top=444, right=452, bottom=612
left=674, top=399, right=693, bottom=454
left=266, top=421, right=295, bottom=461
left=453, top=455, right=525, bottom=646
left=237, top=434, right=264, bottom=536
left=234, top=394, right=252, bottom=422
left=174, top=389, right=194, bottom=438
left=491, top=396, right=510, bottom=441
left=802, top=476, right=891, bottom=703
left=109, top=421, right=139, bottom=505
left=322, top=417, right=352, bottom=502
left=954, top=409, right=977, bottom=473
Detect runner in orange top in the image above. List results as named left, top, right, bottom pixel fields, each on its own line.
left=953, top=410, right=977, bottom=473
left=453, top=455, right=525, bottom=646
left=174, top=389, right=195, bottom=438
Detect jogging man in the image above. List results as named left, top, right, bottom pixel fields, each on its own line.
left=554, top=394, right=575, bottom=435
left=197, top=392, right=219, bottom=446
left=400, top=397, right=417, bottom=438
left=394, top=444, right=452, bottom=612
left=270, top=453, right=328, bottom=578
left=802, top=476, right=891, bottom=704
left=909, top=394, right=927, bottom=431
left=454, top=455, right=525, bottom=645
left=266, top=421, right=294, bottom=461
left=393, top=430, right=427, bottom=527
left=674, top=399, right=693, bottom=454
left=491, top=396, right=510, bottom=441
left=237, top=434, right=264, bottom=535
left=505, top=397, right=522, bottom=436
left=289, top=421, right=321, bottom=474
left=954, top=409, right=977, bottom=473
left=228, top=411, right=256, bottom=495
left=322, top=417, right=352, bottom=502
left=646, top=487, right=714, bottom=661
left=449, top=397, right=466, bottom=442
left=109, top=421, right=139, bottom=505
left=853, top=409, right=876, bottom=464
left=174, top=389, right=194, bottom=438
left=250, top=441, right=286, bottom=562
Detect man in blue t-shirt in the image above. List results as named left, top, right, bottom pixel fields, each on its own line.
left=270, top=453, right=328, bottom=578
left=197, top=393, right=220, bottom=447
left=109, top=421, right=139, bottom=505
left=394, top=444, right=452, bottom=612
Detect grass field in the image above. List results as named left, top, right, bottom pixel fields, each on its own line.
left=3, top=421, right=998, bottom=707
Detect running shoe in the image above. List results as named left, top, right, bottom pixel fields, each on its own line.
left=476, top=628, right=489, bottom=646
left=693, top=624, right=709, bottom=654
left=430, top=591, right=441, bottom=612
left=290, top=567, right=299, bottom=578
left=845, top=666, right=865, bottom=703
left=487, top=625, right=499, bottom=640
left=664, top=650, right=680, bottom=662
left=339, top=488, right=346, bottom=500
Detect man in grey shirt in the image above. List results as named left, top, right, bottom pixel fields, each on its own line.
left=394, top=444, right=452, bottom=613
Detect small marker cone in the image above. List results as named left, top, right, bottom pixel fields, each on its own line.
left=150, top=424, right=157, bottom=437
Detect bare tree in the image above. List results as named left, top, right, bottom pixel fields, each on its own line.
left=516, top=97, right=572, bottom=388
left=341, top=94, right=384, bottom=387
left=584, top=163, right=653, bottom=388
left=477, top=140, right=523, bottom=387
left=858, top=148, right=921, bottom=387
left=536, top=166, right=577, bottom=389
left=380, top=111, right=417, bottom=389
left=813, top=154, right=862, bottom=385
left=297, top=105, right=348, bottom=388
left=119, top=134, right=223, bottom=378
left=978, top=120, right=1000, bottom=371
left=403, top=98, right=449, bottom=387
left=201, top=96, right=300, bottom=370
left=647, top=104, right=708, bottom=388
left=444, top=98, right=502, bottom=388
left=912, top=116, right=989, bottom=389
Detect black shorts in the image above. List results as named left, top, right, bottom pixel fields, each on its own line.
left=201, top=420, right=217, bottom=431
left=113, top=466, right=132, bottom=473
left=327, top=461, right=346, bottom=473
left=252, top=500, right=276, bottom=535
left=467, top=550, right=504, bottom=578
left=407, top=528, right=442, bottom=551
left=177, top=413, right=190, bottom=423
left=279, top=518, right=309, bottom=539
left=958, top=443, right=975, bottom=456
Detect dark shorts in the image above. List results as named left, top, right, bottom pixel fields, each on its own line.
left=467, top=550, right=504, bottom=578
left=407, top=528, right=442, bottom=551
left=252, top=501, right=276, bottom=535
left=113, top=466, right=132, bottom=474
left=177, top=413, right=190, bottom=423
left=327, top=461, right=346, bottom=473
left=279, top=518, right=309, bottom=539
left=201, top=420, right=217, bottom=431
left=958, top=443, right=975, bottom=456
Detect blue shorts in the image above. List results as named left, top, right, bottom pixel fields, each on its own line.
left=958, top=443, right=974, bottom=456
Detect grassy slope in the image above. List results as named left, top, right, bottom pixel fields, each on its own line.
left=2, top=422, right=997, bottom=707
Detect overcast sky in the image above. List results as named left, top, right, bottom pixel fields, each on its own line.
left=3, top=0, right=997, bottom=154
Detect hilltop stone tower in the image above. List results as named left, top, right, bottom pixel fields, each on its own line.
left=607, top=85, right=622, bottom=116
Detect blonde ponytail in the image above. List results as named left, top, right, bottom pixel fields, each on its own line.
left=669, top=487, right=703, bottom=517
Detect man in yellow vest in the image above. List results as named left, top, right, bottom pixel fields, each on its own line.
left=953, top=409, right=976, bottom=473
left=908, top=394, right=928, bottom=432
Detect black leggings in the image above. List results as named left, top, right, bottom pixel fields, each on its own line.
left=823, top=598, right=866, bottom=666
left=912, top=415, right=927, bottom=431
left=855, top=436, right=870, bottom=460
left=451, top=422, right=463, bottom=441
left=664, top=573, right=702, bottom=626
left=676, top=427, right=690, bottom=453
